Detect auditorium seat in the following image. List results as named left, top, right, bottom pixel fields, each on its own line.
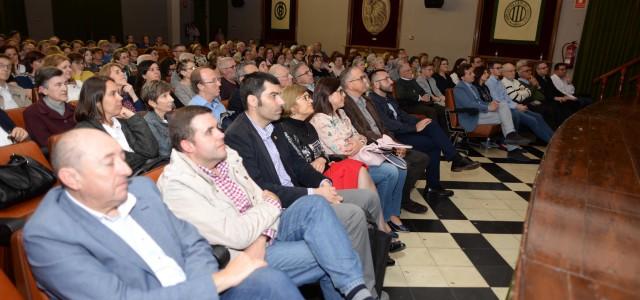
left=0, top=141, right=54, bottom=275
left=6, top=107, right=27, bottom=129
left=444, top=88, right=500, bottom=148
left=0, top=268, right=24, bottom=300
left=0, top=141, right=53, bottom=219
left=142, top=165, right=165, bottom=182
left=11, top=230, right=48, bottom=300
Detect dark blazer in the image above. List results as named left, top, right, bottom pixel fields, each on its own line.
left=224, top=113, right=327, bottom=207
left=23, top=100, right=76, bottom=147
left=23, top=177, right=220, bottom=299
left=395, top=78, right=427, bottom=110
left=370, top=92, right=419, bottom=135
left=76, top=114, right=159, bottom=171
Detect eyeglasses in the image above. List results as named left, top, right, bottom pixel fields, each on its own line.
left=201, top=77, right=222, bottom=85
left=348, top=75, right=367, bottom=83
left=0, top=63, right=10, bottom=70
left=375, top=76, right=392, bottom=83
left=297, top=92, right=312, bottom=102
left=295, top=70, right=311, bottom=78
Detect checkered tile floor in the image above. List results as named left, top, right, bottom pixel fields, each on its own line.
left=383, top=145, right=544, bottom=300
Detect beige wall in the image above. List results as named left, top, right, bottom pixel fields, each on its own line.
left=551, top=0, right=587, bottom=65
left=296, top=0, right=478, bottom=59
left=297, top=0, right=349, bottom=54
left=296, top=0, right=585, bottom=64
left=399, top=0, right=478, bottom=61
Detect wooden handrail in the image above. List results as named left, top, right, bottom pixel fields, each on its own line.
left=593, top=56, right=640, bottom=83
left=592, top=56, right=640, bottom=101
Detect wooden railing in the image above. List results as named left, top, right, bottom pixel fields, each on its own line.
left=592, top=56, right=640, bottom=101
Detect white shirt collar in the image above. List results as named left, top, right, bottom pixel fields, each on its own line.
left=66, top=190, right=137, bottom=222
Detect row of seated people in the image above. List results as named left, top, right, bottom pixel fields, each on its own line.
left=1, top=47, right=588, bottom=299
left=1, top=60, right=487, bottom=299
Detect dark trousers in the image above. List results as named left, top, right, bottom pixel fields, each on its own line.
left=396, top=122, right=456, bottom=190
left=402, top=150, right=429, bottom=205
left=401, top=102, right=449, bottom=135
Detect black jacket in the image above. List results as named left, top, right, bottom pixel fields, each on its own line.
left=224, top=113, right=327, bottom=208
left=75, top=114, right=159, bottom=171
left=369, top=92, right=419, bottom=135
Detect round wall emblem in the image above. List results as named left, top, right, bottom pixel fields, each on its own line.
left=362, top=0, right=390, bottom=36
left=504, top=0, right=532, bottom=27
left=274, top=1, right=287, bottom=20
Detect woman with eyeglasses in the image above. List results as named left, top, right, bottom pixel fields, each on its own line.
left=309, top=78, right=411, bottom=239
left=75, top=76, right=159, bottom=173
left=282, top=83, right=406, bottom=251
left=173, top=59, right=196, bottom=106
left=432, top=56, right=454, bottom=93
left=99, top=63, right=145, bottom=112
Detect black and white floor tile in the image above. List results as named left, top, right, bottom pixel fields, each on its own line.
left=383, top=145, right=544, bottom=300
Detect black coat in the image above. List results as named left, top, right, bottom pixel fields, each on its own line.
left=75, top=114, right=159, bottom=171
left=224, top=113, right=327, bottom=208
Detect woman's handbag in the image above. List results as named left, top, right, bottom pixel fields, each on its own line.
left=0, top=154, right=56, bottom=209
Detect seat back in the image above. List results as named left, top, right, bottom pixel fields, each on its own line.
left=142, top=165, right=165, bottom=182
left=46, top=134, right=62, bottom=155
left=11, top=230, right=48, bottom=300
left=0, top=141, right=53, bottom=219
left=6, top=107, right=27, bottom=129
left=0, top=268, right=24, bottom=300
left=444, top=88, right=460, bottom=129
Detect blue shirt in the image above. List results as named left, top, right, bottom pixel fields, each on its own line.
left=486, top=76, right=516, bottom=109
left=189, top=94, right=227, bottom=121
left=247, top=115, right=294, bottom=188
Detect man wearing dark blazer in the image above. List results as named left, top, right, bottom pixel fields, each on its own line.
left=23, top=128, right=301, bottom=300
left=369, top=69, right=480, bottom=199
left=225, top=72, right=382, bottom=299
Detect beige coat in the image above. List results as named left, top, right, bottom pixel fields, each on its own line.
left=157, top=148, right=280, bottom=257
left=0, top=83, right=32, bottom=109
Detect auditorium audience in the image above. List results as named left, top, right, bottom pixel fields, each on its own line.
left=141, top=80, right=174, bottom=157
left=291, top=62, right=315, bottom=92
left=432, top=57, right=454, bottom=92
left=551, top=62, right=592, bottom=107
left=133, top=60, right=161, bottom=96
left=158, top=105, right=374, bottom=300
left=455, top=64, right=532, bottom=160
left=23, top=128, right=301, bottom=299
left=449, top=58, right=467, bottom=85
left=23, top=67, right=76, bottom=148
left=188, top=67, right=227, bottom=122
left=99, top=62, right=145, bottom=112
left=394, top=62, right=448, bottom=132
left=173, top=59, right=197, bottom=106
left=224, top=72, right=381, bottom=297
left=218, top=57, right=238, bottom=100
left=487, top=62, right=554, bottom=143
left=369, top=69, right=480, bottom=199
left=0, top=108, right=29, bottom=146
left=14, top=50, right=45, bottom=89
left=0, top=54, right=31, bottom=109
left=43, top=53, right=83, bottom=101
left=415, top=63, right=446, bottom=105
left=339, top=67, right=431, bottom=216
left=2, top=45, right=25, bottom=76
left=68, top=52, right=94, bottom=82
left=75, top=76, right=159, bottom=172
left=269, top=64, right=293, bottom=87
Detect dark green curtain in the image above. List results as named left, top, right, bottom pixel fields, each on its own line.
left=0, top=0, right=28, bottom=36
left=574, top=0, right=640, bottom=98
